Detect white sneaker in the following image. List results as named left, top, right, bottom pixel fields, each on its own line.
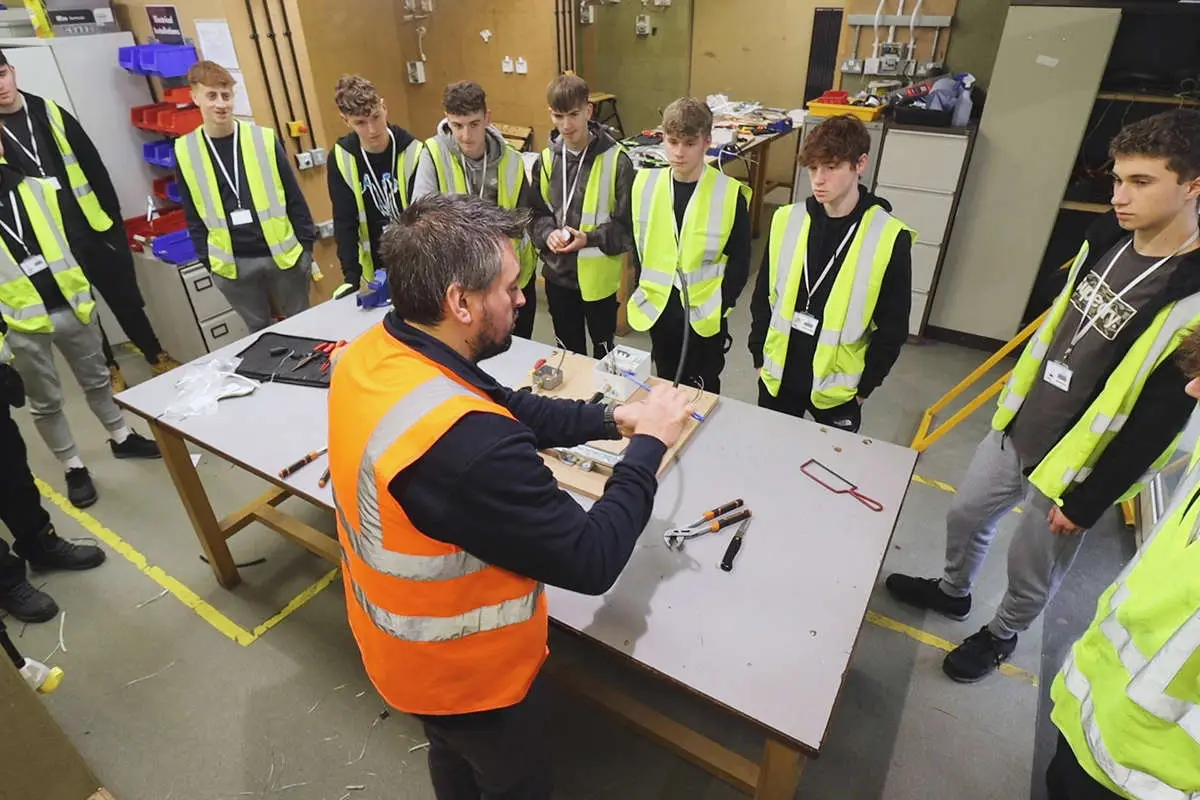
left=19, top=657, right=64, bottom=693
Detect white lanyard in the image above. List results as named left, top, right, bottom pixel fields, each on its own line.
left=3, top=113, right=42, bottom=176
left=0, top=192, right=29, bottom=258
left=1065, top=230, right=1200, bottom=359
left=459, top=147, right=488, bottom=199
left=203, top=125, right=243, bottom=208
left=801, top=222, right=858, bottom=312
left=361, top=129, right=399, bottom=218
left=558, top=146, right=586, bottom=229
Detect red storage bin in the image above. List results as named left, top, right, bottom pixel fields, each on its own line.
left=124, top=209, right=188, bottom=252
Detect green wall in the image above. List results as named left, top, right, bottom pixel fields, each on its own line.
left=578, top=2, right=695, bottom=134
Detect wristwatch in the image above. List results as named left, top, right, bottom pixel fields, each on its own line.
left=602, top=402, right=621, bottom=439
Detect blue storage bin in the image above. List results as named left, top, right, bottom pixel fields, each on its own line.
left=166, top=181, right=182, bottom=204
left=152, top=229, right=197, bottom=265
left=118, top=46, right=139, bottom=73
left=127, top=44, right=198, bottom=78
left=142, top=140, right=176, bottom=169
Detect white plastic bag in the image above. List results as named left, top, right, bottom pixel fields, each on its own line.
left=162, top=359, right=259, bottom=420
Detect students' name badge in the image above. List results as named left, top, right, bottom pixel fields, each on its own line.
left=46, top=178, right=61, bottom=191
left=230, top=208, right=253, bottom=226
left=1044, top=360, right=1073, bottom=392
left=792, top=311, right=819, bottom=335
left=19, top=255, right=48, bottom=276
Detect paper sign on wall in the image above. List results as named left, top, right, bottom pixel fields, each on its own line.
left=146, top=5, right=184, bottom=44
left=229, top=70, right=253, bottom=118
left=193, top=19, right=242, bottom=71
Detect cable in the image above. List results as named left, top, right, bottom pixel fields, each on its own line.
left=908, top=0, right=923, bottom=61
left=279, top=0, right=318, bottom=150
left=674, top=272, right=690, bottom=388
left=871, top=0, right=886, bottom=60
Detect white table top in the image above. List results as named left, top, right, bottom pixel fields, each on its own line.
left=117, top=297, right=917, bottom=753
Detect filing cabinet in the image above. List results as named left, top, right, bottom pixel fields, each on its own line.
left=134, top=253, right=249, bottom=363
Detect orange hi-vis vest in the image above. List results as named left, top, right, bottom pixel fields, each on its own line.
left=328, top=324, right=549, bottom=715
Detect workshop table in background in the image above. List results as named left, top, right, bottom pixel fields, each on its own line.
left=114, top=298, right=916, bottom=798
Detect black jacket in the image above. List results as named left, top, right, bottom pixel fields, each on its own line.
left=328, top=124, right=418, bottom=290
left=747, top=188, right=913, bottom=399
left=11, top=92, right=122, bottom=240
left=1018, top=212, right=1200, bottom=529
left=383, top=313, right=668, bottom=595
left=529, top=121, right=636, bottom=291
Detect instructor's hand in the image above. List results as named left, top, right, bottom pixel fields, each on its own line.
left=626, top=385, right=694, bottom=448
left=1048, top=506, right=1084, bottom=536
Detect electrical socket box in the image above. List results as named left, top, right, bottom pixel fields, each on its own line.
left=653, top=0, right=671, bottom=5
left=402, top=0, right=416, bottom=10
left=916, top=61, right=944, bottom=77
left=863, top=57, right=880, bottom=75
left=579, top=5, right=595, bottom=23
left=316, top=220, right=335, bottom=238
left=871, top=41, right=905, bottom=76
left=515, top=57, right=528, bottom=75
left=501, top=56, right=514, bottom=74
left=419, top=0, right=433, bottom=10
left=841, top=57, right=864, bottom=74
left=635, top=13, right=651, bottom=35
left=295, top=151, right=314, bottom=170
left=309, top=147, right=327, bottom=167
left=407, top=60, right=426, bottom=84
left=593, top=345, right=652, bottom=402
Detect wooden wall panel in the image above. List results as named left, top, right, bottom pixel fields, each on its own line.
left=835, top=0, right=957, bottom=93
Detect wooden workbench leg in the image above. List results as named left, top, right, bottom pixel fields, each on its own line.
left=150, top=421, right=240, bottom=588
left=750, top=143, right=773, bottom=238
left=754, top=737, right=805, bottom=799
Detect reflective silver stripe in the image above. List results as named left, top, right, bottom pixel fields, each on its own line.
left=1133, top=295, right=1200, bottom=388
left=769, top=312, right=790, bottom=335
left=841, top=210, right=892, bottom=343
left=184, top=133, right=228, bottom=230
left=208, top=243, right=235, bottom=265
left=762, top=354, right=785, bottom=380
left=337, top=496, right=487, bottom=582
left=0, top=337, right=10, bottom=363
left=818, top=327, right=841, bottom=347
left=72, top=183, right=92, bottom=199
left=249, top=124, right=287, bottom=222
left=582, top=148, right=618, bottom=229
left=689, top=291, right=721, bottom=324
left=686, top=262, right=724, bottom=285
left=25, top=181, right=85, bottom=277
left=401, top=140, right=423, bottom=184
left=1110, top=603, right=1200, bottom=743
left=1091, top=414, right=1113, bottom=435
left=350, top=577, right=543, bottom=643
left=814, top=371, right=862, bottom=392
left=432, top=140, right=459, bottom=192
left=1001, top=390, right=1024, bottom=413
left=577, top=245, right=604, bottom=260
left=638, top=266, right=675, bottom=287
left=0, top=301, right=47, bottom=321
left=1031, top=338, right=1050, bottom=361
left=1062, top=652, right=1199, bottom=800
left=633, top=169, right=664, bottom=259
left=771, top=205, right=807, bottom=311
left=61, top=153, right=79, bottom=167
left=335, top=146, right=365, bottom=222
left=65, top=289, right=92, bottom=309
left=501, top=152, right=522, bottom=207
left=630, top=290, right=656, bottom=317
left=699, top=174, right=733, bottom=269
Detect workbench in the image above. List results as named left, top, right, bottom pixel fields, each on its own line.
left=114, top=297, right=917, bottom=798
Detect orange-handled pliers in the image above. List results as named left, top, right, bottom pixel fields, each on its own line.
left=665, top=500, right=750, bottom=550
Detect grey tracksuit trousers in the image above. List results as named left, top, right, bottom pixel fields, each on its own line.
left=938, top=429, right=1090, bottom=639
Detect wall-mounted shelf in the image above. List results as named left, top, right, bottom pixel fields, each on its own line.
left=1061, top=200, right=1110, bottom=213
left=1096, top=91, right=1200, bottom=107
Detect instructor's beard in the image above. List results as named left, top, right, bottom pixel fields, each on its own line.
left=468, top=305, right=518, bottom=363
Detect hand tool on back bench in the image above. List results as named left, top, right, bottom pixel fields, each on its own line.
left=664, top=500, right=750, bottom=550
left=719, top=517, right=751, bottom=572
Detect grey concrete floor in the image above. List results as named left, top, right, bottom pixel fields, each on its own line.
left=5, top=228, right=1129, bottom=799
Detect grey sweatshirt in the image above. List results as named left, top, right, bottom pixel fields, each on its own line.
left=529, top=121, right=635, bottom=291
left=411, top=120, right=509, bottom=205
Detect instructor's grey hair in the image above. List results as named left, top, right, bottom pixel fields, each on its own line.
left=381, top=195, right=531, bottom=326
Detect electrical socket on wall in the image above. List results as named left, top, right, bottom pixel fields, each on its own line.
left=296, top=151, right=313, bottom=170
left=841, top=58, right=864, bottom=74
left=407, top=60, right=426, bottom=84
left=502, top=56, right=515, bottom=74
left=419, top=0, right=433, bottom=10
left=635, top=13, right=650, bottom=35
left=309, top=147, right=327, bottom=166
left=515, top=57, right=528, bottom=75
left=579, top=5, right=595, bottom=23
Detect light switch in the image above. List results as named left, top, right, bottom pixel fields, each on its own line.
left=502, top=56, right=515, bottom=74
left=515, top=57, right=528, bottom=75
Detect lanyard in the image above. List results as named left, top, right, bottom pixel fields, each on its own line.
left=801, top=222, right=858, bottom=312
left=3, top=113, right=42, bottom=176
left=203, top=125, right=243, bottom=208
left=1065, top=230, right=1200, bottom=359
left=459, top=147, right=488, bottom=198
left=0, top=192, right=29, bottom=258
left=667, top=174, right=700, bottom=262
left=361, top=129, right=399, bottom=218
left=558, top=146, right=586, bottom=229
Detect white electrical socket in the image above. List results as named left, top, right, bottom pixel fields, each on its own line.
left=402, top=0, right=416, bottom=10
left=407, top=60, right=426, bottom=84
left=501, top=56, right=514, bottom=74
left=515, top=57, right=528, bottom=75
left=863, top=57, right=880, bottom=75
left=841, top=58, right=864, bottom=74
left=316, top=220, right=335, bottom=238
left=419, top=0, right=433, bottom=10
left=653, top=0, right=671, bottom=5
left=635, top=13, right=650, bottom=35
left=296, top=151, right=314, bottom=170
left=579, top=5, right=595, bottom=23
left=310, top=147, right=327, bottom=166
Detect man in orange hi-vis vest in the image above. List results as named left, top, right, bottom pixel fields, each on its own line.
left=328, top=194, right=695, bottom=799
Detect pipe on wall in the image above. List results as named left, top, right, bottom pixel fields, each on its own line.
left=259, top=0, right=301, bottom=144
left=278, top=0, right=319, bottom=150
left=241, top=0, right=286, bottom=137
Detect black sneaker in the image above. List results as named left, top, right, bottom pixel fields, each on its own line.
left=22, top=528, right=106, bottom=572
left=0, top=557, right=58, bottom=623
left=884, top=574, right=971, bottom=621
left=110, top=431, right=161, bottom=459
left=65, top=467, right=98, bottom=509
left=943, top=627, right=1018, bottom=683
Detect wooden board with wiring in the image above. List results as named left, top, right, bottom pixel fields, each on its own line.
left=531, top=351, right=719, bottom=499
left=835, top=0, right=959, bottom=91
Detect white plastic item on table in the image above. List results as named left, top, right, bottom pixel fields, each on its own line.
left=593, top=344, right=652, bottom=401
left=162, top=359, right=259, bottom=420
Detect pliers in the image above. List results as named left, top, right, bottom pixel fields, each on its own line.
left=293, top=340, right=346, bottom=373
left=664, top=499, right=751, bottom=550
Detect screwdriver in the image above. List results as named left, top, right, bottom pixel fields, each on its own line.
left=620, top=371, right=706, bottom=422
left=720, top=518, right=751, bottom=572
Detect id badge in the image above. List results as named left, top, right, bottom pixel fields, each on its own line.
left=19, top=255, right=48, bottom=276
left=230, top=208, right=254, bottom=226
left=791, top=311, right=819, bottom=336
left=1044, top=360, right=1074, bottom=392
left=46, top=177, right=62, bottom=191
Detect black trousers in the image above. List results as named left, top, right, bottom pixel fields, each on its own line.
left=514, top=281, right=538, bottom=341
left=648, top=318, right=728, bottom=395
left=1046, top=735, right=1125, bottom=800
left=0, top=399, right=52, bottom=565
left=757, top=379, right=862, bottom=433
left=544, top=281, right=617, bottom=358
left=76, top=227, right=164, bottom=365
left=418, top=671, right=552, bottom=800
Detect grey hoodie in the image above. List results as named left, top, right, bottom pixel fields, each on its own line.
left=411, top=119, right=510, bottom=205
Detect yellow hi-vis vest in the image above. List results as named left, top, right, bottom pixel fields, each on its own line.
left=537, top=145, right=623, bottom=301
left=175, top=122, right=304, bottom=280
left=0, top=328, right=9, bottom=363
left=43, top=99, right=113, bottom=233
left=333, top=137, right=423, bottom=276
left=423, top=136, right=537, bottom=288
left=760, top=203, right=912, bottom=409
left=0, top=178, right=95, bottom=334
left=1051, top=447, right=1200, bottom=799
left=993, top=240, right=1200, bottom=507
left=628, top=165, right=748, bottom=337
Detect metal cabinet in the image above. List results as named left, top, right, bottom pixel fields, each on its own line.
left=134, top=253, right=249, bottom=363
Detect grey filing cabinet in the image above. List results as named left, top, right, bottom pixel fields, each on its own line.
left=871, top=124, right=976, bottom=337
left=792, top=114, right=885, bottom=203
left=134, top=253, right=249, bottom=363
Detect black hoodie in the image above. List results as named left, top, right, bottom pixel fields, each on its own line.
left=748, top=186, right=913, bottom=400
left=328, top=124, right=418, bottom=290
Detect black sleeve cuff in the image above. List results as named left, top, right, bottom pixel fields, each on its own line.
left=622, top=434, right=668, bottom=471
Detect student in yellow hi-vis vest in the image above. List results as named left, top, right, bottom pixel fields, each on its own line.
left=327, top=74, right=421, bottom=300
left=1044, top=325, right=1200, bottom=800
left=176, top=61, right=316, bottom=334
left=749, top=114, right=913, bottom=434
left=529, top=74, right=635, bottom=358
left=625, top=98, right=751, bottom=394
left=411, top=81, right=539, bottom=340
left=0, top=48, right=180, bottom=392
left=888, top=110, right=1200, bottom=684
